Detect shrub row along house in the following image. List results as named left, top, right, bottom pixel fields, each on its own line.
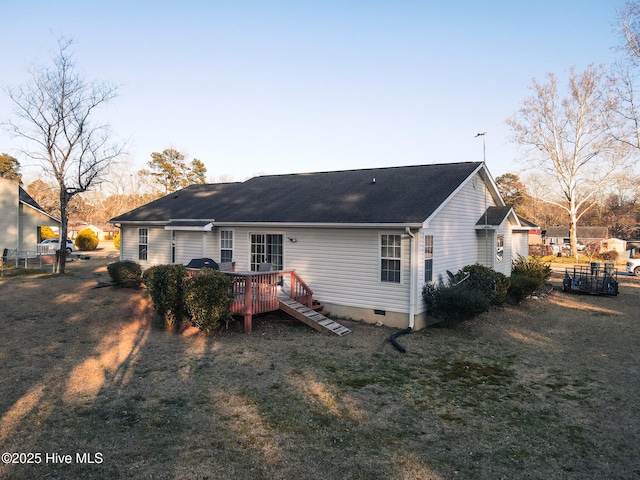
left=110, top=161, right=536, bottom=330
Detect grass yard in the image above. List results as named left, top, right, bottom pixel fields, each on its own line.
left=0, top=252, right=638, bottom=479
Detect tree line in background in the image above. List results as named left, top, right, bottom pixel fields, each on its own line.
left=3, top=148, right=640, bottom=239
left=496, top=172, right=640, bottom=240
left=0, top=149, right=213, bottom=225
left=4, top=4, right=640, bottom=274
left=503, top=2, right=640, bottom=254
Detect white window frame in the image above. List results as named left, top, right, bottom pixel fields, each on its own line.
left=138, top=228, right=148, bottom=261
left=496, top=234, right=504, bottom=262
left=424, top=234, right=434, bottom=282
left=220, top=229, right=234, bottom=263
left=170, top=230, right=176, bottom=263
left=380, top=233, right=402, bottom=283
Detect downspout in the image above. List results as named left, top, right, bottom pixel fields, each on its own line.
left=405, top=227, right=416, bottom=330
left=389, top=227, right=416, bottom=353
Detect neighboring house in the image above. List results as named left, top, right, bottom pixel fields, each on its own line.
left=110, top=162, right=536, bottom=330
left=600, top=238, right=627, bottom=255
left=0, top=177, right=60, bottom=256
left=69, top=223, right=117, bottom=240
left=544, top=226, right=608, bottom=247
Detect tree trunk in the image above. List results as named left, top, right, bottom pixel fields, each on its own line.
left=57, top=191, right=70, bottom=274
left=569, top=205, right=578, bottom=258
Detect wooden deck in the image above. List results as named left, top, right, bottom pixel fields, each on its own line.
left=223, top=270, right=350, bottom=335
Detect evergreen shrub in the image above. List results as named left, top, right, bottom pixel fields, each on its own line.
left=107, top=260, right=142, bottom=288
left=511, top=255, right=552, bottom=288
left=422, top=282, right=491, bottom=328
left=508, top=274, right=542, bottom=304
left=75, top=228, right=99, bottom=251
left=507, top=256, right=552, bottom=303
left=142, top=264, right=188, bottom=327
left=597, top=250, right=619, bottom=262
left=184, top=269, right=233, bottom=332
left=458, top=263, right=510, bottom=305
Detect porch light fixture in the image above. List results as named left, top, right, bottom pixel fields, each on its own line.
left=288, top=237, right=297, bottom=243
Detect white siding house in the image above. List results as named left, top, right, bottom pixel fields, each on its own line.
left=0, top=177, right=60, bottom=257
left=111, top=162, right=536, bottom=330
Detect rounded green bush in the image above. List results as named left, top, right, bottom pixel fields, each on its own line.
left=508, top=274, right=541, bottom=304
left=423, top=282, right=491, bottom=328
left=511, top=255, right=552, bottom=288
left=107, top=260, right=142, bottom=288
left=184, top=269, right=233, bottom=331
left=40, top=226, right=57, bottom=240
left=75, top=228, right=99, bottom=251
left=597, top=250, right=619, bottom=262
left=143, top=264, right=188, bottom=327
left=459, top=263, right=510, bottom=305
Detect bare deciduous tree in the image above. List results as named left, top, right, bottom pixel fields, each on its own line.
left=610, top=62, right=640, bottom=149
left=25, top=178, right=60, bottom=217
left=3, top=38, right=126, bottom=273
left=507, top=64, right=631, bottom=256
left=617, top=1, right=640, bottom=63
left=520, top=173, right=567, bottom=228
left=612, top=2, right=640, bottom=153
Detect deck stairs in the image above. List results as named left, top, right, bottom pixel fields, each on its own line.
left=278, top=296, right=351, bottom=336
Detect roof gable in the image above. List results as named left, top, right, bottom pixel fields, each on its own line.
left=19, top=186, right=60, bottom=223
left=476, top=206, right=520, bottom=227
left=111, top=162, right=484, bottom=225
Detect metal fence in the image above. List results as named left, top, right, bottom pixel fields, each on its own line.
left=1, top=248, right=56, bottom=276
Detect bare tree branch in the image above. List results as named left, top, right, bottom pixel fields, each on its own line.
left=507, top=64, right=632, bottom=256
left=2, top=37, right=127, bottom=273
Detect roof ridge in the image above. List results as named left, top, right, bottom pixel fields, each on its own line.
left=251, top=161, right=482, bottom=180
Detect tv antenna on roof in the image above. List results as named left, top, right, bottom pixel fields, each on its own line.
left=475, top=132, right=486, bottom=164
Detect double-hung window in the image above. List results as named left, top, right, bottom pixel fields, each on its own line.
left=380, top=234, right=401, bottom=283
left=138, top=228, right=148, bottom=261
left=424, top=235, right=434, bottom=282
left=220, top=230, right=233, bottom=263
left=171, top=231, right=176, bottom=263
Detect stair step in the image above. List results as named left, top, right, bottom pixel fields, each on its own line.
left=278, top=297, right=351, bottom=336
left=311, top=301, right=330, bottom=316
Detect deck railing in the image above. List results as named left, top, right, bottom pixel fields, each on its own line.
left=224, top=270, right=313, bottom=333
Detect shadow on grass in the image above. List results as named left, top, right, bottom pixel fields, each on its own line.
left=0, top=259, right=639, bottom=479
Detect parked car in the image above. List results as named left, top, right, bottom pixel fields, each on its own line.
left=40, top=238, right=75, bottom=253
left=562, top=241, right=586, bottom=251
left=626, top=258, right=640, bottom=276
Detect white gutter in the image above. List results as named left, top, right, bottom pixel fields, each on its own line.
left=112, top=220, right=425, bottom=232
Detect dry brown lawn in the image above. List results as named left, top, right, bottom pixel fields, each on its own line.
left=0, top=249, right=639, bottom=479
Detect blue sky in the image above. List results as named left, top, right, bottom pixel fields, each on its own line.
left=0, top=0, right=629, bottom=184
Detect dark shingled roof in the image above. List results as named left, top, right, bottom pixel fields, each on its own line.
left=517, top=216, right=539, bottom=229
left=19, top=186, right=44, bottom=211
left=19, top=186, right=58, bottom=220
left=111, top=162, right=483, bottom=225
left=476, top=206, right=514, bottom=226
